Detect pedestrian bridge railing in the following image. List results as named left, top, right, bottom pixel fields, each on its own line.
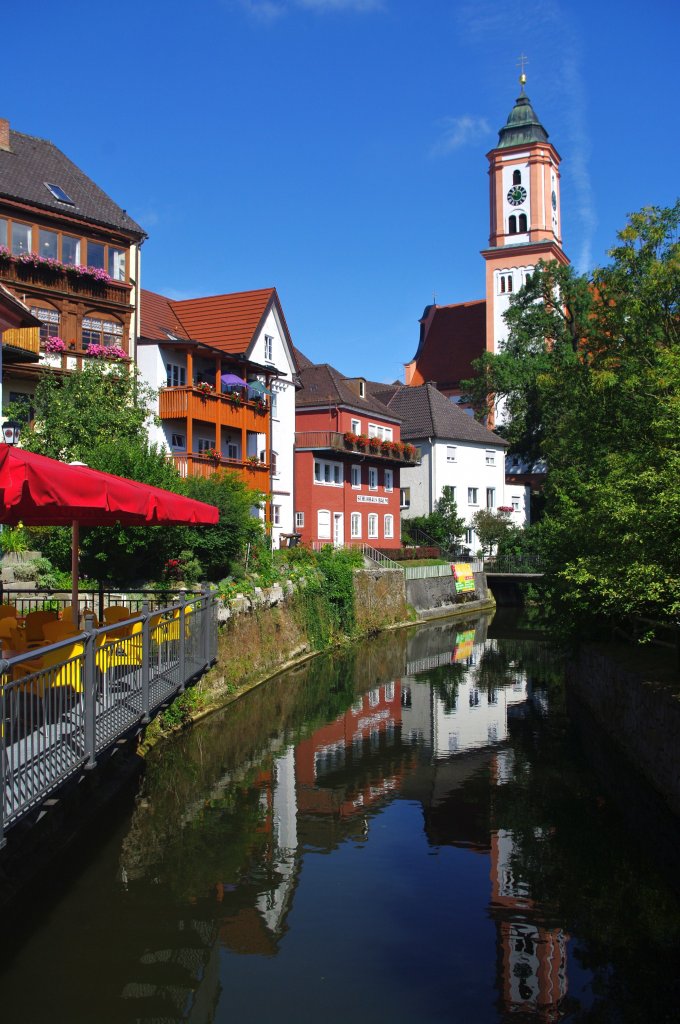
left=0, top=589, right=219, bottom=845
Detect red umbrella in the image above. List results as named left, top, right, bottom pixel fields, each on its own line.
left=0, top=445, right=219, bottom=615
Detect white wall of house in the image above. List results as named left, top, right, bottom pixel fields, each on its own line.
left=400, top=437, right=507, bottom=552
left=136, top=343, right=169, bottom=449
left=246, top=305, right=296, bottom=549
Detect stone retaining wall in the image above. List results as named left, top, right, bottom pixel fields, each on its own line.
left=405, top=571, right=491, bottom=617
left=566, top=647, right=680, bottom=817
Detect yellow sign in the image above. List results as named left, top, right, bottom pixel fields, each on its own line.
left=452, top=562, right=475, bottom=594
left=452, top=629, right=475, bottom=662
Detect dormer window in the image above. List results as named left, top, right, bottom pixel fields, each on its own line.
left=359, top=381, right=365, bottom=398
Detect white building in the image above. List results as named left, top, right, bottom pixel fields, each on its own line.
left=371, top=382, right=514, bottom=551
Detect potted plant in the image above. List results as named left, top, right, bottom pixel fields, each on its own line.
left=380, top=439, right=392, bottom=454
left=195, top=380, right=214, bottom=395
left=403, top=443, right=416, bottom=460
left=44, top=336, right=67, bottom=354
left=356, top=433, right=368, bottom=450
left=344, top=431, right=358, bottom=447
left=246, top=454, right=260, bottom=465
left=368, top=435, right=381, bottom=452
left=390, top=441, right=401, bottom=456
left=204, top=447, right=221, bottom=463
left=229, top=391, right=243, bottom=406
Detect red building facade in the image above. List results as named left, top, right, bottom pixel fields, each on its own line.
left=294, top=361, right=417, bottom=550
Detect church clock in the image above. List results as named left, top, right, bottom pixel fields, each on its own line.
left=507, top=185, right=527, bottom=206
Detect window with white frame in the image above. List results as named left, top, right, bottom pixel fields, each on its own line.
left=368, top=424, right=393, bottom=441
left=368, top=467, right=378, bottom=490
left=270, top=391, right=278, bottom=418
left=38, top=229, right=58, bottom=259
left=446, top=445, right=457, bottom=463
left=464, top=528, right=474, bottom=545
left=197, top=438, right=214, bottom=454
left=271, top=451, right=278, bottom=476
left=11, top=222, right=31, bottom=255
left=351, top=464, right=361, bottom=489
left=350, top=512, right=361, bottom=538
left=384, top=468, right=393, bottom=492
left=368, top=514, right=378, bottom=539
left=108, top=248, right=126, bottom=282
left=272, top=505, right=281, bottom=527
left=317, top=509, right=331, bottom=539
left=384, top=514, right=394, bottom=539
left=295, top=511, right=304, bottom=529
left=468, top=487, right=478, bottom=505
left=485, top=450, right=496, bottom=466
left=314, top=459, right=343, bottom=486
left=400, top=487, right=410, bottom=509
left=351, top=418, right=360, bottom=434
left=511, top=496, right=520, bottom=512
left=227, top=442, right=239, bottom=460
left=264, top=335, right=274, bottom=361
left=170, top=433, right=185, bottom=449
left=486, top=488, right=495, bottom=509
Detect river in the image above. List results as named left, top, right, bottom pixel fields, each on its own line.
left=1, top=611, right=679, bottom=1023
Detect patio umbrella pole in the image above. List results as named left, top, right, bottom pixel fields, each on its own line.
left=71, top=519, right=79, bottom=626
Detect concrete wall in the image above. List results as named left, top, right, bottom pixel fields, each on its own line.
left=566, top=646, right=680, bottom=817
left=405, top=571, right=491, bottom=616
left=353, top=569, right=408, bottom=633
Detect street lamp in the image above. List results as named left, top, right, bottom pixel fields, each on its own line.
left=2, top=419, right=21, bottom=445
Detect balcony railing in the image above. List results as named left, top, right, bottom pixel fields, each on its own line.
left=295, top=431, right=421, bottom=465
left=159, top=386, right=269, bottom=429
left=0, top=258, right=132, bottom=305
left=172, top=451, right=270, bottom=484
left=2, top=325, right=41, bottom=358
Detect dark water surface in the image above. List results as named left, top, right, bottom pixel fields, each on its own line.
left=2, top=613, right=680, bottom=1023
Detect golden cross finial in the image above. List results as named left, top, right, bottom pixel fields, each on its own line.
left=516, top=52, right=528, bottom=86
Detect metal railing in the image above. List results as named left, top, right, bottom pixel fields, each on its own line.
left=402, top=559, right=483, bottom=580
left=0, top=585, right=200, bottom=621
left=0, top=588, right=218, bottom=844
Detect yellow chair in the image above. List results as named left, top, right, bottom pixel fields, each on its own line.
left=103, top=606, right=131, bottom=626
left=0, top=617, right=27, bottom=652
left=0, top=604, right=17, bottom=622
left=42, top=620, right=81, bottom=644
left=163, top=602, right=194, bottom=643
left=23, top=609, right=58, bottom=649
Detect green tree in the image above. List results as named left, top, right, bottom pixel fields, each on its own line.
left=468, top=202, right=680, bottom=635
left=179, top=471, right=266, bottom=581
left=404, top=486, right=466, bottom=553
left=471, top=508, right=514, bottom=559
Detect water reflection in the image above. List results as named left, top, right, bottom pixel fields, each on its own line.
left=2, top=614, right=679, bottom=1023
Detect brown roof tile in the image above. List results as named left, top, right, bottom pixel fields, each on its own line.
left=171, top=288, right=276, bottom=354
left=140, top=289, right=192, bottom=342
left=372, top=382, right=507, bottom=447
left=297, top=363, right=401, bottom=424
left=0, top=127, right=145, bottom=238
left=408, top=300, right=486, bottom=387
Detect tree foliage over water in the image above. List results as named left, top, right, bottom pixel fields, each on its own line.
left=466, top=201, right=680, bottom=635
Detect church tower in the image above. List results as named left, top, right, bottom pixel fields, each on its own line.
left=482, top=68, right=569, bottom=359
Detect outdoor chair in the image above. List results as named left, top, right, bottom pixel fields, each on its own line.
left=102, top=606, right=131, bottom=626
left=0, top=604, right=17, bottom=622
left=23, top=610, right=59, bottom=649
left=42, top=620, right=82, bottom=645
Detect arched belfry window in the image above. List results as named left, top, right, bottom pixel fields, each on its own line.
left=508, top=215, right=517, bottom=235
left=499, top=276, right=505, bottom=294
left=513, top=169, right=522, bottom=185
left=507, top=275, right=513, bottom=293
left=518, top=213, right=528, bottom=232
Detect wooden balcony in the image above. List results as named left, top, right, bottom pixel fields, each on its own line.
left=159, top=386, right=269, bottom=431
left=294, top=430, right=421, bottom=466
left=0, top=259, right=132, bottom=307
left=2, top=325, right=41, bottom=361
left=171, top=452, right=271, bottom=491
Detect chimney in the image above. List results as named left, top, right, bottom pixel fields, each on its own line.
left=0, top=119, right=10, bottom=152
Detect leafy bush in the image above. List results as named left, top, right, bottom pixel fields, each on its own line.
left=1, top=526, right=28, bottom=554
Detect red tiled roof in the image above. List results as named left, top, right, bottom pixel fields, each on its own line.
left=408, top=299, right=486, bottom=387
left=140, top=289, right=191, bottom=342
left=171, top=288, right=276, bottom=355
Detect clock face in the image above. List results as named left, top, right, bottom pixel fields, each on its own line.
left=551, top=189, right=557, bottom=211
left=507, top=185, right=527, bottom=206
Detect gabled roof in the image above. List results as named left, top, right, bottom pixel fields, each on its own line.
left=371, top=382, right=507, bottom=447
left=139, top=286, right=295, bottom=367
left=297, top=362, right=401, bottom=424
left=406, top=300, right=486, bottom=388
left=0, top=127, right=145, bottom=238
left=140, top=289, right=192, bottom=342
left=171, top=288, right=281, bottom=355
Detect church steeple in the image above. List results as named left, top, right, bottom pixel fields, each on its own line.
left=481, top=66, right=570, bottom=413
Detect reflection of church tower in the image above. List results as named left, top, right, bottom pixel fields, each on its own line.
left=482, top=68, right=570, bottom=364
left=490, top=754, right=568, bottom=1021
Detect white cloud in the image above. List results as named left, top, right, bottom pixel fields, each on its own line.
left=297, top=0, right=384, bottom=9
left=430, top=115, right=491, bottom=158
left=238, top=0, right=285, bottom=21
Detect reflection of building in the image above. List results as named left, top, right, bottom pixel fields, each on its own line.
left=490, top=824, right=568, bottom=1021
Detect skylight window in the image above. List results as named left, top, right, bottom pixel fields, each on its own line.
left=44, top=182, right=75, bottom=205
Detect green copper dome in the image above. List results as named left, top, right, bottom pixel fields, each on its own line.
left=497, top=85, right=549, bottom=149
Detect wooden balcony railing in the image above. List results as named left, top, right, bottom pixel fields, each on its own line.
left=2, top=325, right=41, bottom=357
left=159, top=386, right=269, bottom=430
left=294, top=430, right=421, bottom=466
left=0, top=259, right=132, bottom=306
left=171, top=452, right=270, bottom=489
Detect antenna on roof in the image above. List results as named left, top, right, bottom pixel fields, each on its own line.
left=433, top=289, right=437, bottom=305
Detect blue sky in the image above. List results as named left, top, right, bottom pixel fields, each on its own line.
left=4, top=0, right=679, bottom=383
